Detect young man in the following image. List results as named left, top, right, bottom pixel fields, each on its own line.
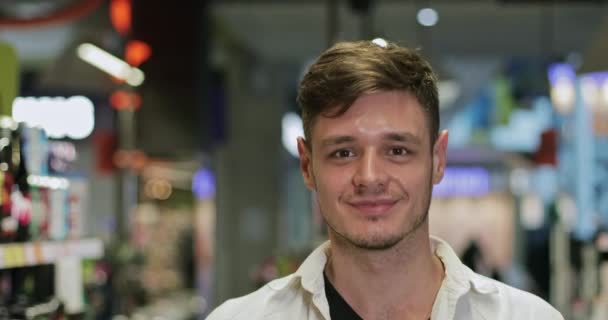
left=207, top=41, right=563, bottom=320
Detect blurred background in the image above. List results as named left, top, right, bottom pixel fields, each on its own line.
left=0, top=0, right=607, bottom=319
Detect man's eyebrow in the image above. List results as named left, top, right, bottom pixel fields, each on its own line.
left=320, top=136, right=356, bottom=147
left=319, top=133, right=423, bottom=147
left=383, top=132, right=422, bottom=145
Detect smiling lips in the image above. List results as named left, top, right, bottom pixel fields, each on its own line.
left=347, top=198, right=399, bottom=217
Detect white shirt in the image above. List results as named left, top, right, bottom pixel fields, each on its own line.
left=207, top=236, right=564, bottom=320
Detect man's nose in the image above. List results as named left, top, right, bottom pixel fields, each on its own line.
left=352, top=151, right=388, bottom=193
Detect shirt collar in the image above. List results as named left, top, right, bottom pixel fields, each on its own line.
left=431, top=236, right=499, bottom=296
left=284, top=236, right=499, bottom=297
left=292, top=241, right=330, bottom=294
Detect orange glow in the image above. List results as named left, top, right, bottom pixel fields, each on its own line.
left=110, top=0, right=131, bottom=35
left=113, top=149, right=130, bottom=168
left=113, top=149, right=148, bottom=172
left=130, top=151, right=148, bottom=171
left=110, top=90, right=142, bottom=111
left=125, top=40, right=152, bottom=67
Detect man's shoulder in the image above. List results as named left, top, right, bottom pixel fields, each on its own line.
left=468, top=272, right=564, bottom=319
left=205, top=274, right=298, bottom=320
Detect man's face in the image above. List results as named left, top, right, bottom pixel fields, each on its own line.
left=298, top=90, right=448, bottom=250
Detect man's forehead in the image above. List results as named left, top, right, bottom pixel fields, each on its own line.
left=323, top=91, right=420, bottom=116
left=314, top=92, right=426, bottom=130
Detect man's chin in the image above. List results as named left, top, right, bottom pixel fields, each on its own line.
left=346, top=234, right=404, bottom=251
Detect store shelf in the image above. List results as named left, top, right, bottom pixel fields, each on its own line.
left=0, top=238, right=103, bottom=269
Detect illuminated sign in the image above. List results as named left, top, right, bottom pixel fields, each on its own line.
left=12, top=96, right=95, bottom=139
left=433, top=167, right=490, bottom=197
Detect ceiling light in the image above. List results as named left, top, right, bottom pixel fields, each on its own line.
left=77, top=43, right=144, bottom=87
left=417, top=8, right=438, bottom=27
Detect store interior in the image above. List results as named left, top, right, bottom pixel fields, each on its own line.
left=0, top=0, right=608, bottom=319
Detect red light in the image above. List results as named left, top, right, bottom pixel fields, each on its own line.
left=110, top=90, right=142, bottom=111
left=125, top=40, right=152, bottom=67
left=110, top=0, right=131, bottom=35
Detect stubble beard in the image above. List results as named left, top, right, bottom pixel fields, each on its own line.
left=322, top=175, right=435, bottom=251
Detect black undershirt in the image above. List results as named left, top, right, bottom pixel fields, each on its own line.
left=324, top=272, right=364, bottom=320
left=323, top=272, right=432, bottom=320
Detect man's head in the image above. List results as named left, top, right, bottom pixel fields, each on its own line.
left=296, top=41, right=448, bottom=251
left=297, top=40, right=440, bottom=149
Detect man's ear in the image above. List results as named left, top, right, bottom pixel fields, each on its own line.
left=297, top=137, right=316, bottom=190
left=432, top=130, right=449, bottom=185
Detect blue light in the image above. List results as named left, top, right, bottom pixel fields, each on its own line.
left=192, top=168, right=216, bottom=200
left=433, top=167, right=490, bottom=197
left=547, top=63, right=576, bottom=87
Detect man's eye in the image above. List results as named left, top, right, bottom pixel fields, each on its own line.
left=332, top=150, right=354, bottom=158
left=389, top=148, right=408, bottom=156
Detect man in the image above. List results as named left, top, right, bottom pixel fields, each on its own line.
left=207, top=41, right=563, bottom=320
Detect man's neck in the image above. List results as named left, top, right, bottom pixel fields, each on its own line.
left=324, top=227, right=444, bottom=320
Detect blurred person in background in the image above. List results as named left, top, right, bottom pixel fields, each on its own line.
left=207, top=41, right=563, bottom=320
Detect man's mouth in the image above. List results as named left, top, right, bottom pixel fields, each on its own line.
left=346, top=198, right=399, bottom=216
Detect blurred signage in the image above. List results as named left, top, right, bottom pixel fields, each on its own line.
left=433, top=167, right=490, bottom=197
left=12, top=96, right=95, bottom=139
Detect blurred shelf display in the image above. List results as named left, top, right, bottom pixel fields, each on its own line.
left=0, top=115, right=99, bottom=318
left=0, top=238, right=103, bottom=269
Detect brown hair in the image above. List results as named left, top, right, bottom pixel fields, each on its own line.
left=297, top=40, right=439, bottom=148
